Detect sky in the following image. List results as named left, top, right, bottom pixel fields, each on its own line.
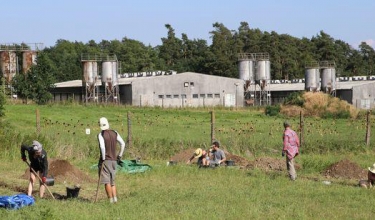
left=2, top=0, right=375, bottom=50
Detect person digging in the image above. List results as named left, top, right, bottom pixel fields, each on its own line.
left=21, top=140, right=49, bottom=198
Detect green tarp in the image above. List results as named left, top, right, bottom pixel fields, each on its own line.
left=91, top=160, right=152, bottom=174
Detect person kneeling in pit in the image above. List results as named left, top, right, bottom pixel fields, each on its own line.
left=187, top=148, right=210, bottom=167
left=359, top=163, right=375, bottom=189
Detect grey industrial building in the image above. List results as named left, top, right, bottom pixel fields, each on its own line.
left=51, top=72, right=375, bottom=109
left=52, top=72, right=245, bottom=108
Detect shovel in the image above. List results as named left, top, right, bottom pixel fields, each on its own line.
left=24, top=161, right=55, bottom=200
left=94, top=161, right=105, bottom=203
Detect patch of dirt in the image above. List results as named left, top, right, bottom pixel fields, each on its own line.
left=322, top=159, right=367, bottom=180
left=22, top=159, right=95, bottom=185
left=245, top=157, right=301, bottom=171
left=0, top=181, right=28, bottom=194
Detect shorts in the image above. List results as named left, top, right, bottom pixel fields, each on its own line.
left=99, top=160, right=117, bottom=185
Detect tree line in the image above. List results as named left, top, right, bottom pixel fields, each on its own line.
left=1, top=22, right=375, bottom=104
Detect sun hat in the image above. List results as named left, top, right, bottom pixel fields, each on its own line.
left=368, top=163, right=375, bottom=174
left=99, top=117, right=110, bottom=130
left=194, top=148, right=203, bottom=158
left=32, top=140, right=42, bottom=152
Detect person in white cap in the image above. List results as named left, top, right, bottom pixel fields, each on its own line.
left=21, top=140, right=48, bottom=198
left=359, top=163, right=375, bottom=188
left=98, top=117, right=126, bottom=203
left=186, top=148, right=209, bottom=167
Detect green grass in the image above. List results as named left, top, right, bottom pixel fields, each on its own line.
left=1, top=103, right=375, bottom=219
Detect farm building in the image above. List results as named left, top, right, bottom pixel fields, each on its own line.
left=52, top=72, right=245, bottom=108
left=50, top=72, right=375, bottom=109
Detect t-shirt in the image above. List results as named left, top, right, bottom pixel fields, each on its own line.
left=211, top=148, right=225, bottom=163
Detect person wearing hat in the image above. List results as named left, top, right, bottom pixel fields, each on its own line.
left=186, top=148, right=209, bottom=167
left=210, top=140, right=226, bottom=166
left=21, top=140, right=48, bottom=198
left=359, top=163, right=375, bottom=188
left=98, top=117, right=126, bottom=203
left=282, top=121, right=300, bottom=181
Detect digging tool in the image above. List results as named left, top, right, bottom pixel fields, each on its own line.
left=24, top=161, right=55, bottom=200
left=94, top=160, right=105, bottom=203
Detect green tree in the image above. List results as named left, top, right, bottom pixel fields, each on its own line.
left=12, top=52, right=56, bottom=104
left=0, top=78, right=6, bottom=117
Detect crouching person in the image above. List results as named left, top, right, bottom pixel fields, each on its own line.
left=359, top=163, right=375, bottom=189
left=187, top=148, right=210, bottom=167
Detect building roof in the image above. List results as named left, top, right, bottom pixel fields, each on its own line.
left=54, top=72, right=375, bottom=91
left=268, top=80, right=375, bottom=91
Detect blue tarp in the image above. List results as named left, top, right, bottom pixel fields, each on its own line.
left=0, top=194, right=35, bottom=210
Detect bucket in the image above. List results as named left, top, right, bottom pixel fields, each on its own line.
left=45, top=176, right=54, bottom=186
left=167, top=161, right=177, bottom=166
left=225, top=160, right=235, bottom=166
left=66, top=187, right=80, bottom=198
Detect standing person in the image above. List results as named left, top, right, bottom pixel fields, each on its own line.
left=21, top=140, right=48, bottom=198
left=98, top=117, right=125, bottom=203
left=282, top=121, right=300, bottom=181
left=210, top=141, right=226, bottom=166
left=186, top=148, right=210, bottom=167
left=359, top=163, right=375, bottom=188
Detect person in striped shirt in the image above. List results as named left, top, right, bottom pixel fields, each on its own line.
left=282, top=121, right=300, bottom=181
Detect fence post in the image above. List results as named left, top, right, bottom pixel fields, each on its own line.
left=211, top=110, right=215, bottom=142
left=366, top=110, right=371, bottom=146
left=299, top=111, right=303, bottom=147
left=36, top=108, right=40, bottom=135
left=127, top=111, right=132, bottom=149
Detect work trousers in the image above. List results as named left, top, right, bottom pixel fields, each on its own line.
left=286, top=157, right=297, bottom=181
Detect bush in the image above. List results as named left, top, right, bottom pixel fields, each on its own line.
left=283, top=92, right=304, bottom=107
left=265, top=105, right=281, bottom=116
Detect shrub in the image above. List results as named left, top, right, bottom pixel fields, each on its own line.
left=265, top=105, right=280, bottom=116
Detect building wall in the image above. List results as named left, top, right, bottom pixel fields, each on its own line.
left=352, top=83, right=375, bottom=109
left=128, top=73, right=244, bottom=107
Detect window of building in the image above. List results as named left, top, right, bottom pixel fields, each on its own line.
left=200, top=94, right=205, bottom=98
left=207, top=94, right=213, bottom=98
left=193, top=94, right=198, bottom=98
left=181, top=94, right=187, bottom=99
left=173, top=94, right=179, bottom=98
left=214, top=94, right=220, bottom=98
left=166, top=95, right=172, bottom=99
left=190, top=82, right=194, bottom=87
left=184, top=82, right=189, bottom=87
left=158, top=95, right=164, bottom=99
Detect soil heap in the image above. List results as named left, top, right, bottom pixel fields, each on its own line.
left=22, top=159, right=95, bottom=185
left=322, top=159, right=367, bottom=180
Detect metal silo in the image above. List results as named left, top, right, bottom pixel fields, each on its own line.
left=256, top=60, right=271, bottom=81
left=304, top=68, right=320, bottom=91
left=101, top=61, right=113, bottom=84
left=321, top=67, right=336, bottom=92
left=238, top=60, right=254, bottom=82
left=22, top=51, right=37, bottom=73
left=83, top=61, right=97, bottom=85
left=112, top=61, right=118, bottom=85
left=1, top=51, right=17, bottom=84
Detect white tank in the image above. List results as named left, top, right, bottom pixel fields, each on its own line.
left=83, top=61, right=97, bottom=84
left=101, top=61, right=113, bottom=83
left=112, top=61, right=118, bottom=85
left=321, top=68, right=336, bottom=92
left=238, top=60, right=254, bottom=82
left=305, top=68, right=320, bottom=91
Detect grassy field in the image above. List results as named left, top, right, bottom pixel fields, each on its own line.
left=1, top=103, right=375, bottom=219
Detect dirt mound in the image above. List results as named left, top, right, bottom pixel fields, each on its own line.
left=22, top=159, right=95, bottom=184
left=246, top=157, right=286, bottom=171
left=322, top=159, right=367, bottom=180
left=169, top=148, right=251, bottom=166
